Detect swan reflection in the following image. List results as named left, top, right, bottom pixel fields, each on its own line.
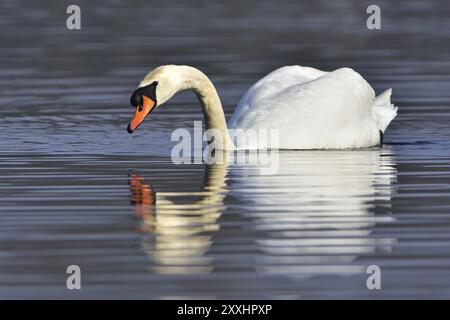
left=129, top=148, right=397, bottom=276
left=129, top=162, right=228, bottom=274
left=236, top=149, right=397, bottom=277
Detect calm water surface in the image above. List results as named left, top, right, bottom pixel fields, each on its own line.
left=1, top=0, right=450, bottom=298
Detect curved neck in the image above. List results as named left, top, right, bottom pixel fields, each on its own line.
left=176, top=66, right=234, bottom=149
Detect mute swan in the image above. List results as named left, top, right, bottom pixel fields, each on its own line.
left=127, top=65, right=397, bottom=150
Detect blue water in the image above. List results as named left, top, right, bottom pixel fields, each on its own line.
left=0, top=0, right=450, bottom=298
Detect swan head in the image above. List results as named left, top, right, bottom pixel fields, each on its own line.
left=127, top=65, right=185, bottom=134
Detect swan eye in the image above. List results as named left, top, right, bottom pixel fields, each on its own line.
left=140, top=82, right=158, bottom=101
left=130, top=81, right=158, bottom=110
left=130, top=90, right=142, bottom=107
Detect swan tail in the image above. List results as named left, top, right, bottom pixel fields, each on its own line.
left=372, top=88, right=398, bottom=133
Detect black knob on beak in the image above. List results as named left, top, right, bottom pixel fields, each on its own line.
left=130, top=90, right=142, bottom=107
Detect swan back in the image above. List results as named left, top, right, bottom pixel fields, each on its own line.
left=229, top=66, right=394, bottom=149
left=230, top=66, right=326, bottom=127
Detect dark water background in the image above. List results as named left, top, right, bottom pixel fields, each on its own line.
left=1, top=0, right=450, bottom=298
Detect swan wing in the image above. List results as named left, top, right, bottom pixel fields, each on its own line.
left=229, top=66, right=326, bottom=128
left=229, top=67, right=381, bottom=149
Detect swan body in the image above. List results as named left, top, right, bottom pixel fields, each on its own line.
left=230, top=66, right=397, bottom=149
left=127, top=65, right=397, bottom=150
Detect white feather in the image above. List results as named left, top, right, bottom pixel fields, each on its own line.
left=229, top=66, right=397, bottom=149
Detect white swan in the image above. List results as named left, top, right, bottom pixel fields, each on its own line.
left=127, top=65, right=397, bottom=150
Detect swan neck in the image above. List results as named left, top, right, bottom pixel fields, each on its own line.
left=179, top=66, right=233, bottom=149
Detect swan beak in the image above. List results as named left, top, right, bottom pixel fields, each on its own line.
left=127, top=96, right=156, bottom=134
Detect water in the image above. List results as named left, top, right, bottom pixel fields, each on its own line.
left=1, top=0, right=450, bottom=299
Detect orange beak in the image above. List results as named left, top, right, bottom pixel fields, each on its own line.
left=127, top=95, right=156, bottom=134
left=129, top=171, right=155, bottom=206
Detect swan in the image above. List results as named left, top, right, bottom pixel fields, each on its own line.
left=127, top=65, right=397, bottom=150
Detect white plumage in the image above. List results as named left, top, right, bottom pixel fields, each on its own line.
left=131, top=65, right=397, bottom=150
left=229, top=66, right=397, bottom=149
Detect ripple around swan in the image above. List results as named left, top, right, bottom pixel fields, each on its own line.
left=1, top=147, right=449, bottom=299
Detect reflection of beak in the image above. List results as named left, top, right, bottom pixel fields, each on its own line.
left=128, top=171, right=155, bottom=206
left=127, top=96, right=156, bottom=134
